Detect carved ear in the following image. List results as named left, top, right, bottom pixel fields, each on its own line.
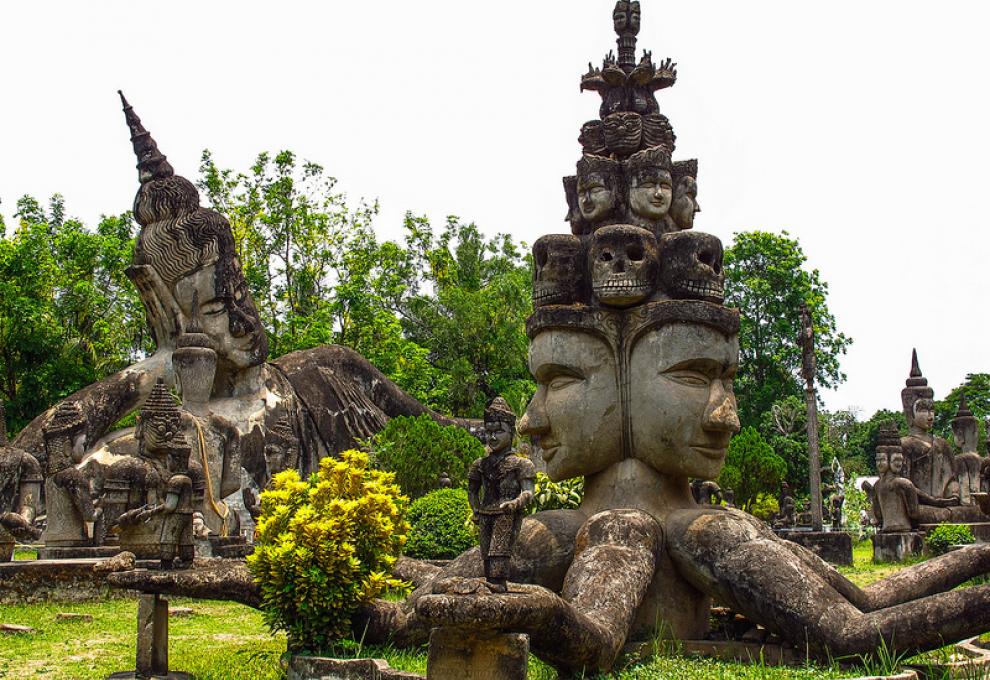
left=126, top=264, right=184, bottom=350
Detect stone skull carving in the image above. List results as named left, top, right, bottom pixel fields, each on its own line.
left=533, top=234, right=585, bottom=307
left=658, top=231, right=724, bottom=303
left=603, top=112, right=643, bottom=157
left=588, top=225, right=658, bottom=307
left=579, top=121, right=608, bottom=156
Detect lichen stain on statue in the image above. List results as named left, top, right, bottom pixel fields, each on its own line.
left=364, top=3, right=990, bottom=674
left=11, top=92, right=478, bottom=547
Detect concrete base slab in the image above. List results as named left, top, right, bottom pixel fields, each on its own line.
left=872, top=532, right=924, bottom=563
left=428, top=628, right=528, bottom=680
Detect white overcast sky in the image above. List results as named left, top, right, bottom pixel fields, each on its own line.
left=2, top=1, right=989, bottom=419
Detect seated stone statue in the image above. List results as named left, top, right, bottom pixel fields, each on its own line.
left=951, top=395, right=985, bottom=506
left=467, top=397, right=535, bottom=592
left=41, top=401, right=102, bottom=547
left=690, top=479, right=722, bottom=506
left=0, top=402, right=42, bottom=541
left=873, top=424, right=961, bottom=532
left=900, top=352, right=958, bottom=500
left=112, top=379, right=195, bottom=568
left=11, top=93, right=478, bottom=518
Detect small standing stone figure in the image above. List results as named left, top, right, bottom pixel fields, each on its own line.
left=0, top=401, right=43, bottom=544
left=467, top=397, right=536, bottom=593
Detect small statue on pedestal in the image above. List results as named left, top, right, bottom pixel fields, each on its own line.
left=0, top=401, right=43, bottom=545
left=467, top=397, right=536, bottom=593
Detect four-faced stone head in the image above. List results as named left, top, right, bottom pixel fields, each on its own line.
left=588, top=225, right=658, bottom=307
left=576, top=155, right=622, bottom=228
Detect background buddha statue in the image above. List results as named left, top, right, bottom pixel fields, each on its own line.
left=11, top=93, right=479, bottom=523
left=900, top=350, right=958, bottom=500
left=951, top=394, right=984, bottom=506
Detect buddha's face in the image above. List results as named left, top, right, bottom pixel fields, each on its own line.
left=629, top=170, right=673, bottom=220
left=628, top=323, right=739, bottom=479
left=173, top=263, right=268, bottom=370
left=912, top=404, right=935, bottom=432
left=577, top=174, right=617, bottom=224
left=519, top=330, right=622, bottom=481
left=953, top=421, right=978, bottom=452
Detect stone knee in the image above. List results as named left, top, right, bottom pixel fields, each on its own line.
left=574, top=508, right=662, bottom=557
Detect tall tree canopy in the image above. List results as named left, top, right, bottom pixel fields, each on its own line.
left=723, top=231, right=851, bottom=430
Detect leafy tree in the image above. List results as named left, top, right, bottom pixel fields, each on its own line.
left=718, top=426, right=787, bottom=511
left=0, top=195, right=145, bottom=432
left=723, top=231, right=852, bottom=429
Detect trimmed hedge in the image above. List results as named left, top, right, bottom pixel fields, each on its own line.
left=405, top=488, right=478, bottom=559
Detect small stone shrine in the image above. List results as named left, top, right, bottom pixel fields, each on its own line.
left=358, top=4, right=990, bottom=674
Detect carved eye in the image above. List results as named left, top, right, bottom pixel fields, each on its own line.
left=600, top=250, right=614, bottom=262
left=626, top=245, right=644, bottom=261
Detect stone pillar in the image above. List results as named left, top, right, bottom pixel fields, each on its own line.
left=136, top=593, right=168, bottom=678
left=799, top=304, right=824, bottom=532
left=427, top=628, right=529, bottom=680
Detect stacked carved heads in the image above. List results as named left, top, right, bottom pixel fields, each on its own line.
left=535, top=2, right=719, bottom=312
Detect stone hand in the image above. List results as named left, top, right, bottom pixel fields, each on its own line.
left=117, top=506, right=148, bottom=527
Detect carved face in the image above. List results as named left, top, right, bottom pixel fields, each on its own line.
left=889, top=450, right=905, bottom=475
left=576, top=172, right=618, bottom=224
left=578, top=121, right=607, bottom=156
left=173, top=263, right=268, bottom=370
left=485, top=420, right=513, bottom=453
left=612, top=1, right=640, bottom=33
left=589, top=225, right=658, bottom=307
left=875, top=451, right=889, bottom=475
left=658, top=231, right=724, bottom=303
left=603, top=113, right=643, bottom=157
left=912, top=402, right=935, bottom=432
left=519, top=330, right=622, bottom=481
left=629, top=168, right=673, bottom=220
left=953, top=417, right=978, bottom=452
left=137, top=413, right=179, bottom=457
left=533, top=235, right=584, bottom=306
left=671, top=176, right=700, bottom=230
left=628, top=324, right=739, bottom=479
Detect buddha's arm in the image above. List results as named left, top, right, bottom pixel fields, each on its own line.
left=13, top=352, right=169, bottom=462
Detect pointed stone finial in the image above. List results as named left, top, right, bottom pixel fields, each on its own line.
left=910, top=348, right=921, bottom=377
left=957, top=393, right=972, bottom=418
left=118, top=90, right=174, bottom=184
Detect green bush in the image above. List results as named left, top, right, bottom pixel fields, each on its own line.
left=530, top=472, right=583, bottom=513
left=926, top=523, right=975, bottom=556
left=718, top=426, right=786, bottom=511
left=405, top=488, right=478, bottom=559
left=247, top=449, right=409, bottom=652
left=368, top=414, right=485, bottom=498
left=747, top=492, right=780, bottom=521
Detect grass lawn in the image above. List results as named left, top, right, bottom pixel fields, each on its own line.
left=2, top=541, right=980, bottom=680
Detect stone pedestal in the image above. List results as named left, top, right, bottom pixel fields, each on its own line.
left=38, top=545, right=120, bottom=560
left=107, top=594, right=191, bottom=680
left=872, top=532, right=924, bottom=563
left=427, top=628, right=529, bottom=680
left=0, top=526, right=15, bottom=562
left=208, top=535, right=251, bottom=558
left=775, top=529, right=853, bottom=565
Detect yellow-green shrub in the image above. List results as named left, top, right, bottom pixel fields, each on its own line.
left=247, top=449, right=409, bottom=651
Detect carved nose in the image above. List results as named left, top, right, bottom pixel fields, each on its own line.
left=518, top=393, right=549, bottom=436
left=703, top=381, right=740, bottom=434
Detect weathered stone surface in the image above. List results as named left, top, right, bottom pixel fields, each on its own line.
left=106, top=558, right=261, bottom=608
left=775, top=529, right=852, bottom=566
left=872, top=532, right=924, bottom=563
left=93, top=550, right=136, bottom=575
left=286, top=655, right=423, bottom=680
left=37, top=544, right=119, bottom=560
left=0, top=558, right=131, bottom=604
left=427, top=629, right=528, bottom=680
left=136, top=594, right=169, bottom=677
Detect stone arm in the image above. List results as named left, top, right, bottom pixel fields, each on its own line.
left=467, top=463, right=482, bottom=520
left=913, top=484, right=958, bottom=508
left=416, top=509, right=660, bottom=675
left=499, top=476, right=535, bottom=513
left=667, top=507, right=990, bottom=660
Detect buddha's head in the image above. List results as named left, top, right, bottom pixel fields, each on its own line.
left=911, top=398, right=935, bottom=433
left=120, top=94, right=269, bottom=371
left=952, top=394, right=979, bottom=453
left=671, top=160, right=700, bottom=230
left=875, top=422, right=901, bottom=476
left=901, top=348, right=934, bottom=428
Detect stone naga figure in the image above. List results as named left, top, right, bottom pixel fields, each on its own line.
left=466, top=397, right=536, bottom=592
left=872, top=422, right=969, bottom=532
left=356, top=5, right=990, bottom=674
left=900, top=350, right=958, bottom=500
left=951, top=394, right=984, bottom=506
left=11, top=93, right=478, bottom=526
left=0, top=401, right=43, bottom=542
